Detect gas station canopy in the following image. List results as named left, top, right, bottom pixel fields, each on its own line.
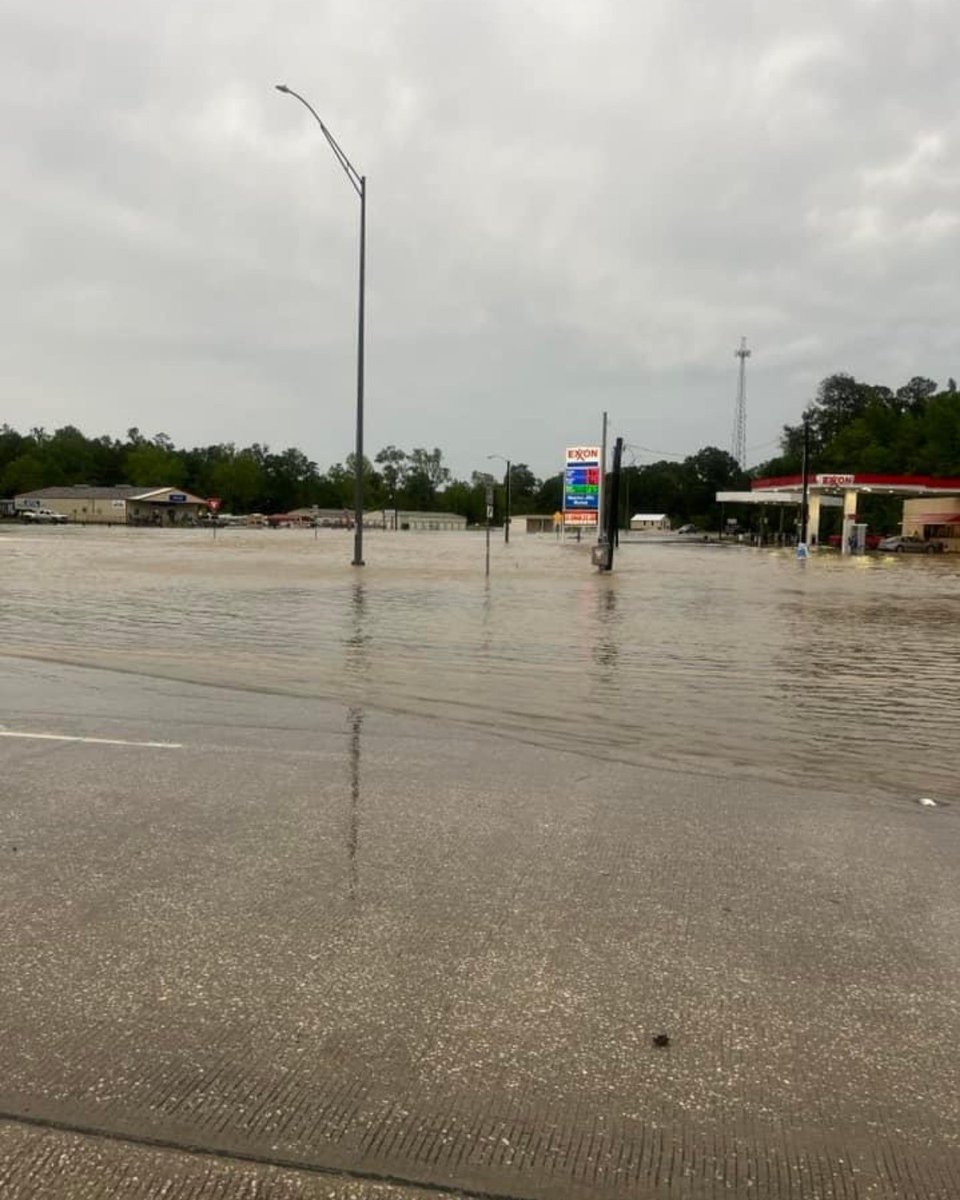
left=749, top=473, right=960, bottom=497
left=717, top=473, right=960, bottom=554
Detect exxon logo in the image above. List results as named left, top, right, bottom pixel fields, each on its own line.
left=566, top=447, right=600, bottom=462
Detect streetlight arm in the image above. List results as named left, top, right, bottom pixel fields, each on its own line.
left=276, top=84, right=363, bottom=197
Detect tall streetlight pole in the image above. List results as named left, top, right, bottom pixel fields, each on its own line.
left=487, top=454, right=511, bottom=544
left=276, top=84, right=366, bottom=566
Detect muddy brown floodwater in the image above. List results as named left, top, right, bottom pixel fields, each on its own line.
left=3, top=525, right=960, bottom=799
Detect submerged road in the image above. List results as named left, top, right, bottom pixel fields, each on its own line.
left=0, top=654, right=957, bottom=1198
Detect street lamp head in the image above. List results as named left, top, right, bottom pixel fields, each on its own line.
left=275, top=83, right=291, bottom=93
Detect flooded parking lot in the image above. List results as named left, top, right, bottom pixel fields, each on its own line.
left=0, top=527, right=958, bottom=1198
left=3, top=524, right=960, bottom=799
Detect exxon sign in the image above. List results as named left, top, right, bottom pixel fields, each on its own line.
left=564, top=446, right=601, bottom=516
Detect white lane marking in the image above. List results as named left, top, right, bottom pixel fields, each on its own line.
left=0, top=731, right=183, bottom=749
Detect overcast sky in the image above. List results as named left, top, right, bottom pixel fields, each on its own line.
left=3, top=0, right=958, bottom=479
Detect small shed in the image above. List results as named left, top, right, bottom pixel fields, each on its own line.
left=630, top=513, right=671, bottom=531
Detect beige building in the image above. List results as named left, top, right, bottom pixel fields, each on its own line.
left=902, top=496, right=960, bottom=551
left=16, top=485, right=208, bottom=525
left=518, top=515, right=560, bottom=533
left=368, top=510, right=468, bottom=531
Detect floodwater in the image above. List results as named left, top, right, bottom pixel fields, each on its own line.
left=2, top=524, right=958, bottom=800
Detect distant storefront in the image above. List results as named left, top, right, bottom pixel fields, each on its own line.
left=519, top=515, right=560, bottom=534
left=267, top=507, right=346, bottom=528
left=902, top=497, right=960, bottom=551
left=369, top=510, right=468, bottom=531
left=15, top=485, right=207, bottom=525
left=265, top=508, right=468, bottom=531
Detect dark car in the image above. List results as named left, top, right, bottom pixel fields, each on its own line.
left=877, top=535, right=943, bottom=554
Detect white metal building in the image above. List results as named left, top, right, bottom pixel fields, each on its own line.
left=630, top=513, right=671, bottom=531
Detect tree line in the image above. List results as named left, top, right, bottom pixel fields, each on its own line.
left=0, top=421, right=752, bottom=526
left=5, top=371, right=955, bottom=526
left=0, top=425, right=554, bottom=524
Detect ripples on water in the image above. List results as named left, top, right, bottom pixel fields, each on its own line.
left=2, top=525, right=958, bottom=797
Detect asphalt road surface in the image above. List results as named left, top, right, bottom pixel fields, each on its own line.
left=1, top=653, right=958, bottom=1198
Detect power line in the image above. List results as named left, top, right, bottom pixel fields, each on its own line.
left=621, top=430, right=780, bottom=467
left=746, top=435, right=781, bottom=454
left=623, top=442, right=687, bottom=460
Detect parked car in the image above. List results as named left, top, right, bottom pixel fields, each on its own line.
left=877, top=534, right=943, bottom=554
left=19, top=508, right=68, bottom=524
left=676, top=524, right=699, bottom=535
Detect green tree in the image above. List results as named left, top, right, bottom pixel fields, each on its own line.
left=506, top=463, right=539, bottom=514
left=437, top=479, right=480, bottom=522
left=0, top=425, right=26, bottom=484
left=680, top=446, right=747, bottom=526
left=46, top=425, right=97, bottom=483
left=758, top=372, right=960, bottom=482
left=0, top=454, right=48, bottom=496
left=375, top=446, right=408, bottom=517
left=125, top=442, right=187, bottom=487
left=209, top=449, right=265, bottom=512
left=535, top=473, right=563, bottom=513
left=343, top=454, right=382, bottom=509
left=263, top=447, right=320, bottom=512
left=895, top=376, right=937, bottom=415
left=405, top=447, right=449, bottom=510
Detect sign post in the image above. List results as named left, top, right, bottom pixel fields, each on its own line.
left=207, top=497, right=221, bottom=539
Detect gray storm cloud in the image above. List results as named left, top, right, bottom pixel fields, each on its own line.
left=3, top=0, right=958, bottom=476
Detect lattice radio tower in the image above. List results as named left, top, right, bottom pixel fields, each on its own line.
left=731, top=336, right=751, bottom=469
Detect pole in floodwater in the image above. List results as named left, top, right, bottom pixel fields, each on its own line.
left=485, top=481, right=493, bottom=577
left=798, top=419, right=810, bottom=558
left=598, top=410, right=608, bottom=542
left=605, top=437, right=624, bottom=569
left=593, top=437, right=623, bottom=571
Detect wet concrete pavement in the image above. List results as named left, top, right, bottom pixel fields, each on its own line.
left=1, top=654, right=958, bottom=1198
left=0, top=1119, right=448, bottom=1199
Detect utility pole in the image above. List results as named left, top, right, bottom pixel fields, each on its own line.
left=485, top=480, right=493, bottom=576
left=504, top=461, right=511, bottom=545
left=605, top=437, right=623, bottom=568
left=732, top=337, right=751, bottom=470
left=593, top=437, right=623, bottom=571
left=800, top=419, right=810, bottom=548
left=487, top=454, right=511, bottom=544
left=598, top=410, right=608, bottom=541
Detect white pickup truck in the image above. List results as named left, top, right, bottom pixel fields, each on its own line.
left=19, top=507, right=69, bottom=524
